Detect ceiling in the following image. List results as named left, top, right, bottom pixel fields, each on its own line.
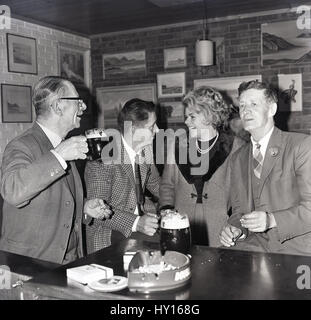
left=5, top=0, right=309, bottom=36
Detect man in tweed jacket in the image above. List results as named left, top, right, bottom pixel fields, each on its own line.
left=85, top=99, right=160, bottom=253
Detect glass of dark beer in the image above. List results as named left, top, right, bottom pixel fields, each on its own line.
left=85, top=128, right=108, bottom=161
left=160, top=209, right=191, bottom=256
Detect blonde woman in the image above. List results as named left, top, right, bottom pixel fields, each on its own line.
left=160, top=86, right=244, bottom=246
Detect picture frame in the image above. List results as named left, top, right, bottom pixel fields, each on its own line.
left=58, top=42, right=91, bottom=88
left=194, top=74, right=262, bottom=108
left=164, top=47, right=187, bottom=69
left=261, top=21, right=311, bottom=66
left=160, top=101, right=185, bottom=123
left=1, top=84, right=32, bottom=123
left=278, top=73, right=302, bottom=112
left=7, top=33, right=37, bottom=74
left=96, top=83, right=157, bottom=129
left=102, top=50, right=146, bottom=79
left=157, top=72, right=186, bottom=99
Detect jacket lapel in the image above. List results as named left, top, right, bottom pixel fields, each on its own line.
left=245, top=144, right=254, bottom=212
left=119, top=141, right=136, bottom=188
left=258, top=127, right=283, bottom=196
left=33, top=123, right=76, bottom=198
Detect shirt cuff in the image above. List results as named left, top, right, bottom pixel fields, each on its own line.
left=132, top=216, right=140, bottom=232
left=50, top=150, right=67, bottom=170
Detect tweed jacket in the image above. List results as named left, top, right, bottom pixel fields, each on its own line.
left=84, top=139, right=159, bottom=253
left=0, top=123, right=84, bottom=264
left=228, top=127, right=311, bottom=256
left=159, top=130, right=245, bottom=247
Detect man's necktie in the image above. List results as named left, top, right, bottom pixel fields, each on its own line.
left=253, top=143, right=263, bottom=179
left=134, top=154, right=144, bottom=216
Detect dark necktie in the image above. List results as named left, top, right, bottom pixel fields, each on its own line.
left=253, top=143, right=263, bottom=179
left=134, top=154, right=144, bottom=216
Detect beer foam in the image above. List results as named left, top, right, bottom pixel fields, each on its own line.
left=160, top=209, right=189, bottom=229
left=85, top=128, right=107, bottom=139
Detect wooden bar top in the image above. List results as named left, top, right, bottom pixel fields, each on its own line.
left=14, top=234, right=311, bottom=300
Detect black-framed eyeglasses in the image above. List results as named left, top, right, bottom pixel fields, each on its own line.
left=59, top=97, right=84, bottom=108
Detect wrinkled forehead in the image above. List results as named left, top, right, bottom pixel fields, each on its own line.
left=59, top=81, right=78, bottom=98
left=239, top=88, right=266, bottom=102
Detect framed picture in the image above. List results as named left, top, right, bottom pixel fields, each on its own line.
left=261, top=21, right=311, bottom=66
left=1, top=84, right=32, bottom=123
left=160, top=101, right=184, bottom=123
left=278, top=73, right=302, bottom=112
left=102, top=50, right=146, bottom=79
left=6, top=33, right=37, bottom=74
left=58, top=42, right=91, bottom=88
left=164, top=47, right=187, bottom=69
left=157, top=72, right=186, bottom=99
left=96, top=83, right=157, bottom=129
left=194, top=74, right=262, bottom=107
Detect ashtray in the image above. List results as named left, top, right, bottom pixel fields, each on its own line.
left=127, top=250, right=191, bottom=293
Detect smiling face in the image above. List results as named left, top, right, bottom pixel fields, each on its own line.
left=239, top=88, right=276, bottom=137
left=184, top=106, right=212, bottom=139
left=58, top=82, right=86, bottom=133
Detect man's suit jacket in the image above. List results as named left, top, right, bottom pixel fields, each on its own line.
left=0, top=123, right=84, bottom=264
left=228, top=127, right=311, bottom=256
left=84, top=139, right=159, bottom=253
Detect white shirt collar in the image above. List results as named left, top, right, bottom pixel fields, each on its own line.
left=122, top=136, right=138, bottom=168
left=251, top=126, right=274, bottom=159
left=36, top=121, right=62, bottom=148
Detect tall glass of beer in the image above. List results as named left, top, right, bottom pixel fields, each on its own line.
left=85, top=128, right=108, bottom=161
left=160, top=209, right=191, bottom=255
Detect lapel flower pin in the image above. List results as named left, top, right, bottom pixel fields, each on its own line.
left=269, top=147, right=279, bottom=157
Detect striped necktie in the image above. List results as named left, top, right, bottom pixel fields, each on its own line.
left=134, top=154, right=144, bottom=216
left=253, top=143, right=263, bottom=179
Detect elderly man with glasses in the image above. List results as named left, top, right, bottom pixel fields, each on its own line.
left=0, top=76, right=111, bottom=264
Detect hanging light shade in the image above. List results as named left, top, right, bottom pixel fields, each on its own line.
left=195, top=39, right=214, bottom=66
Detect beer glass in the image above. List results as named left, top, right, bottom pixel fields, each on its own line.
left=85, top=128, right=108, bottom=161
left=160, top=209, right=191, bottom=255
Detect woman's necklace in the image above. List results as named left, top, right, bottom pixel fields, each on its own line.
left=196, top=131, right=219, bottom=154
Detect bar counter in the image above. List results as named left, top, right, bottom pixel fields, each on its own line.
left=7, top=233, right=311, bottom=300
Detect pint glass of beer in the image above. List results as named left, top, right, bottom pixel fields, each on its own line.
left=160, top=209, right=191, bottom=255
left=85, top=128, right=108, bottom=161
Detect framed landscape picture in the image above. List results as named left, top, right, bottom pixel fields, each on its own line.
left=58, top=43, right=91, bottom=88
left=102, top=50, right=146, bottom=79
left=7, top=33, right=37, bottom=74
left=160, top=101, right=184, bottom=123
left=194, top=74, right=262, bottom=107
left=164, top=47, right=187, bottom=69
left=261, top=20, right=311, bottom=66
left=157, top=72, right=186, bottom=98
left=1, top=84, right=32, bottom=123
left=96, top=83, right=157, bottom=129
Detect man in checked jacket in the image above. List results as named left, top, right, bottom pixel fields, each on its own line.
left=84, top=98, right=160, bottom=253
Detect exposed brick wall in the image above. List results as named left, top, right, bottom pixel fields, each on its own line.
left=0, top=18, right=90, bottom=166
left=91, top=9, right=311, bottom=134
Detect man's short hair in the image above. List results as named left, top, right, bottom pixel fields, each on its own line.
left=238, top=80, right=278, bottom=104
left=32, top=76, right=70, bottom=117
left=117, top=98, right=156, bottom=134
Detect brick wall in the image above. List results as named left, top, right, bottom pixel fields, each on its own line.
left=0, top=18, right=90, bottom=166
left=91, top=9, right=311, bottom=134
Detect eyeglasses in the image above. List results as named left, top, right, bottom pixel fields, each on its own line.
left=59, top=97, right=84, bottom=108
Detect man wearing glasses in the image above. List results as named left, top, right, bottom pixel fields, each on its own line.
left=0, top=76, right=111, bottom=264
left=220, top=80, right=311, bottom=256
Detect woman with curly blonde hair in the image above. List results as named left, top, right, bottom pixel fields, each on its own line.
left=160, top=86, right=245, bottom=246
